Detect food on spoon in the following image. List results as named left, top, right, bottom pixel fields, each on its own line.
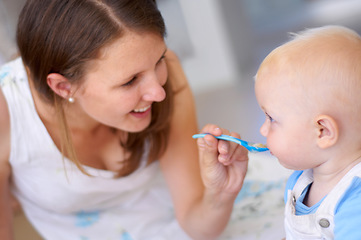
left=251, top=143, right=267, bottom=148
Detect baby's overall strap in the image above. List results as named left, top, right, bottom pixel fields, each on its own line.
left=292, top=169, right=313, bottom=198
left=315, top=162, right=361, bottom=238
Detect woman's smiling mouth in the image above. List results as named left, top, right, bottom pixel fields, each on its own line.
left=133, top=105, right=151, bottom=113
left=130, top=105, right=152, bottom=119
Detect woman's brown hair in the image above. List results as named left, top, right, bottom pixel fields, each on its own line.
left=16, top=0, right=173, bottom=176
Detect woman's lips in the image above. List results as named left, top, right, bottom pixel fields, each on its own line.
left=130, top=105, right=151, bottom=118
left=133, top=105, right=151, bottom=113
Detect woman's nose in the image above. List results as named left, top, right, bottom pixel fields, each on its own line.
left=142, top=74, right=166, bottom=102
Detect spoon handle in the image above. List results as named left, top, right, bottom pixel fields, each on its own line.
left=192, top=133, right=269, bottom=153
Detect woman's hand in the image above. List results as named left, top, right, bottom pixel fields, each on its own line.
left=196, top=124, right=249, bottom=196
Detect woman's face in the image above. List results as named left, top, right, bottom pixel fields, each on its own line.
left=73, top=31, right=168, bottom=132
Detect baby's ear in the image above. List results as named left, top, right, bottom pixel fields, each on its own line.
left=315, top=115, right=338, bottom=149
left=47, top=73, right=72, bottom=99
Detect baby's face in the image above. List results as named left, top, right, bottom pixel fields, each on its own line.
left=255, top=70, right=320, bottom=170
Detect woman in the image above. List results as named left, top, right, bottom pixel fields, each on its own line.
left=0, top=0, right=248, bottom=239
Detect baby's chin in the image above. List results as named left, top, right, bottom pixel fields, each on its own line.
left=277, top=160, right=301, bottom=170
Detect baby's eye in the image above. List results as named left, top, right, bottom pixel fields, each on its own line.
left=265, top=112, right=274, bottom=122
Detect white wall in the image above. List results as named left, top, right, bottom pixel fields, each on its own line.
left=176, top=0, right=240, bottom=94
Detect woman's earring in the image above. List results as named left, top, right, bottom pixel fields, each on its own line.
left=68, top=97, right=75, bottom=103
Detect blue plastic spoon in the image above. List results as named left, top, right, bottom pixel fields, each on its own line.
left=192, top=133, right=269, bottom=153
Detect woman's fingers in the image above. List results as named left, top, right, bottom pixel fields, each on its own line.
left=217, top=132, right=244, bottom=165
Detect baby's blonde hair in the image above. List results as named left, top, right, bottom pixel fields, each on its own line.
left=257, top=25, right=361, bottom=123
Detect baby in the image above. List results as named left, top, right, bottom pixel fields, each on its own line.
left=255, top=25, right=361, bottom=239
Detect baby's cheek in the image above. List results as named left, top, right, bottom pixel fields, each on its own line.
left=267, top=138, right=284, bottom=157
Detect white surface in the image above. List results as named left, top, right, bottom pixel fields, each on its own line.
left=220, top=152, right=291, bottom=240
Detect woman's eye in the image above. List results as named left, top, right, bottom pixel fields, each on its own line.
left=122, top=76, right=137, bottom=87
left=157, top=55, right=165, bottom=65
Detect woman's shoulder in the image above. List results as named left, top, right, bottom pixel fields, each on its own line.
left=0, top=57, right=24, bottom=83
left=0, top=59, right=15, bottom=132
left=0, top=87, right=10, bottom=167
left=0, top=58, right=22, bottom=167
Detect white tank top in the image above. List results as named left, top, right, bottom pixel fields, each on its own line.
left=1, top=58, right=190, bottom=240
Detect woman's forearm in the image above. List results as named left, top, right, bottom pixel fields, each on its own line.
left=180, top=190, right=238, bottom=240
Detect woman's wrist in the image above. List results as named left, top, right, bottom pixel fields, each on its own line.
left=203, top=187, right=238, bottom=209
